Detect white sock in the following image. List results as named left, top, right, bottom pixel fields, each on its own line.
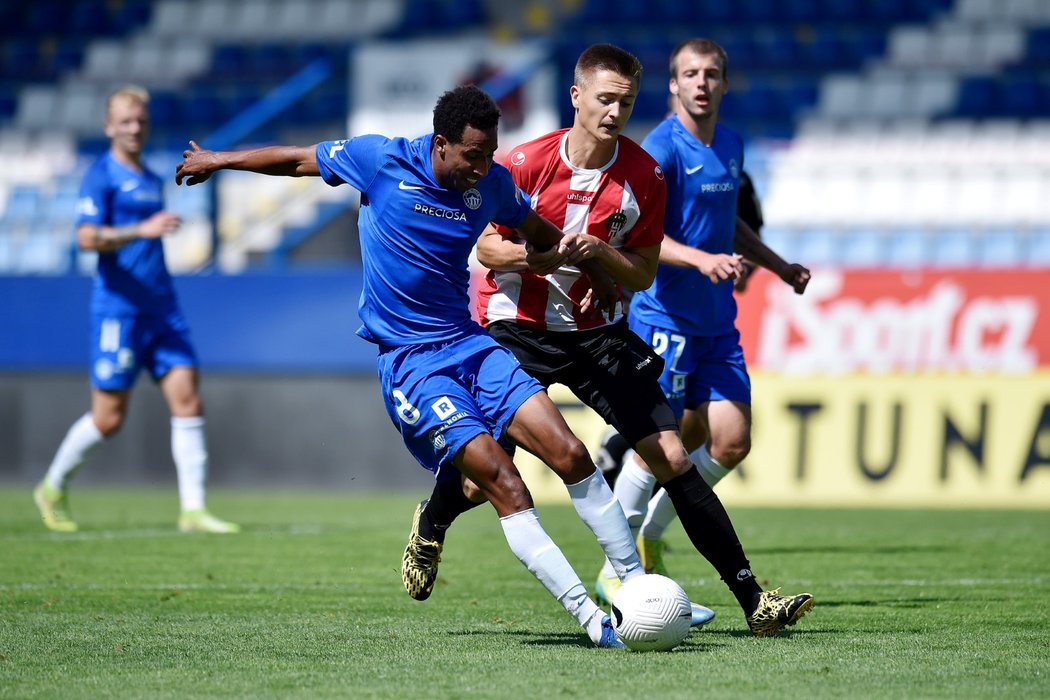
left=44, top=413, right=104, bottom=490
left=690, top=444, right=731, bottom=487
left=600, top=452, right=656, bottom=579
left=500, top=509, right=602, bottom=638
left=565, top=469, right=643, bottom=582
left=171, top=416, right=207, bottom=512
left=640, top=488, right=677, bottom=540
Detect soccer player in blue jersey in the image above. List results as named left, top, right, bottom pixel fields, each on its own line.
left=175, top=85, right=643, bottom=648
left=600, top=39, right=811, bottom=585
left=33, top=86, right=239, bottom=534
left=421, top=44, right=812, bottom=636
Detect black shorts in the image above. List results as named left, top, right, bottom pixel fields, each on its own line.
left=487, top=320, right=679, bottom=446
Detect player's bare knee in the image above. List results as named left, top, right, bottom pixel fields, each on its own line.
left=94, top=414, right=124, bottom=437
left=488, top=473, right=533, bottom=514
left=713, top=436, right=751, bottom=468
left=549, top=435, right=594, bottom=482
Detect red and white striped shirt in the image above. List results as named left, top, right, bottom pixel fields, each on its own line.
left=477, top=129, right=666, bottom=332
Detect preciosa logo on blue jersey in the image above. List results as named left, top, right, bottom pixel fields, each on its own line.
left=413, top=203, right=466, bottom=221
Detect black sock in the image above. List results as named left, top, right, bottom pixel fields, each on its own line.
left=662, top=466, right=763, bottom=614
left=420, top=479, right=483, bottom=543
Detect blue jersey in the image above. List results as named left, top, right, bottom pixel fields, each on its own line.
left=77, top=153, right=177, bottom=316
left=631, top=116, right=744, bottom=337
left=316, top=134, right=531, bottom=346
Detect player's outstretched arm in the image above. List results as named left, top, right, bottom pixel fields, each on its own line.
left=733, top=216, right=810, bottom=294
left=175, top=140, right=320, bottom=186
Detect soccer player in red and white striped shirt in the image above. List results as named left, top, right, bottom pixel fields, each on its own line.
left=417, top=43, right=813, bottom=637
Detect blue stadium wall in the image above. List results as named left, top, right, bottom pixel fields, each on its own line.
left=0, top=272, right=431, bottom=490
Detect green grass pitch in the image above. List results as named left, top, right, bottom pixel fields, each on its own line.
left=1, top=487, right=1047, bottom=699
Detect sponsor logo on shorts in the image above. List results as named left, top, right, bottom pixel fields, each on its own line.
left=431, top=396, right=459, bottom=420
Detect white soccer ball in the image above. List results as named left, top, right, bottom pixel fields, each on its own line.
left=611, top=574, right=692, bottom=651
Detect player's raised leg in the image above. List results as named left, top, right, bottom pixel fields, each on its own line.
left=457, top=432, right=625, bottom=648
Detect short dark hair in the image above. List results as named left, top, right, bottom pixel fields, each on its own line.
left=670, top=38, right=729, bottom=80
left=432, top=85, right=501, bottom=144
left=574, top=43, right=642, bottom=89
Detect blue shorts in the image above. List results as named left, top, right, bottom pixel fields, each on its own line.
left=627, top=318, right=750, bottom=418
left=89, top=310, right=198, bottom=390
left=376, top=330, right=544, bottom=481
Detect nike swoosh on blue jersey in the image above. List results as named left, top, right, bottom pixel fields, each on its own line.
left=685, top=164, right=704, bottom=175
left=398, top=180, right=424, bottom=190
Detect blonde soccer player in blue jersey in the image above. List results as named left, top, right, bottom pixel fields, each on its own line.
left=34, top=86, right=239, bottom=534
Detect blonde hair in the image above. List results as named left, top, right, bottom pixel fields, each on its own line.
left=106, top=85, right=150, bottom=115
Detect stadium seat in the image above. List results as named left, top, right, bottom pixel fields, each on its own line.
left=977, top=228, right=1024, bottom=266
left=840, top=228, right=888, bottom=268
left=2, top=186, right=42, bottom=227
left=884, top=227, right=927, bottom=267
left=1027, top=229, right=1050, bottom=265
left=793, top=227, right=838, bottom=266
left=930, top=228, right=976, bottom=267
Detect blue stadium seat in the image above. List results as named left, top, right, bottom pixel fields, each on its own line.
left=794, top=227, right=838, bottom=266
left=45, top=188, right=81, bottom=228
left=1000, top=75, right=1045, bottom=117
left=113, top=0, right=153, bottom=33
left=2, top=186, right=42, bottom=226
left=799, top=32, right=850, bottom=69
left=840, top=228, right=886, bottom=268
left=780, top=0, right=821, bottom=23
left=25, top=1, right=70, bottom=35
left=1027, top=28, right=1050, bottom=67
left=70, top=2, right=109, bottom=36
left=1, top=38, right=39, bottom=79
left=884, top=228, right=927, bottom=267
left=930, top=228, right=975, bottom=267
left=954, top=77, right=998, bottom=117
left=978, top=228, right=1024, bottom=267
left=652, top=0, right=695, bottom=23
left=845, top=27, right=888, bottom=64
left=1026, top=229, right=1050, bottom=265
left=212, top=45, right=249, bottom=80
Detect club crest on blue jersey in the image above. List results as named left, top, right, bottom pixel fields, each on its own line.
left=463, top=188, right=482, bottom=210
left=729, top=159, right=740, bottom=179
left=77, top=196, right=99, bottom=217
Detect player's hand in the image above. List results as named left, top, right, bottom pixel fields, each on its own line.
left=780, top=263, right=811, bottom=294
left=698, top=252, right=744, bottom=284
left=579, top=267, right=618, bottom=321
left=734, top=261, right=757, bottom=292
left=524, top=242, right=566, bottom=275
left=558, top=232, right=602, bottom=265
left=138, top=211, right=182, bottom=238
left=175, top=140, right=217, bottom=186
